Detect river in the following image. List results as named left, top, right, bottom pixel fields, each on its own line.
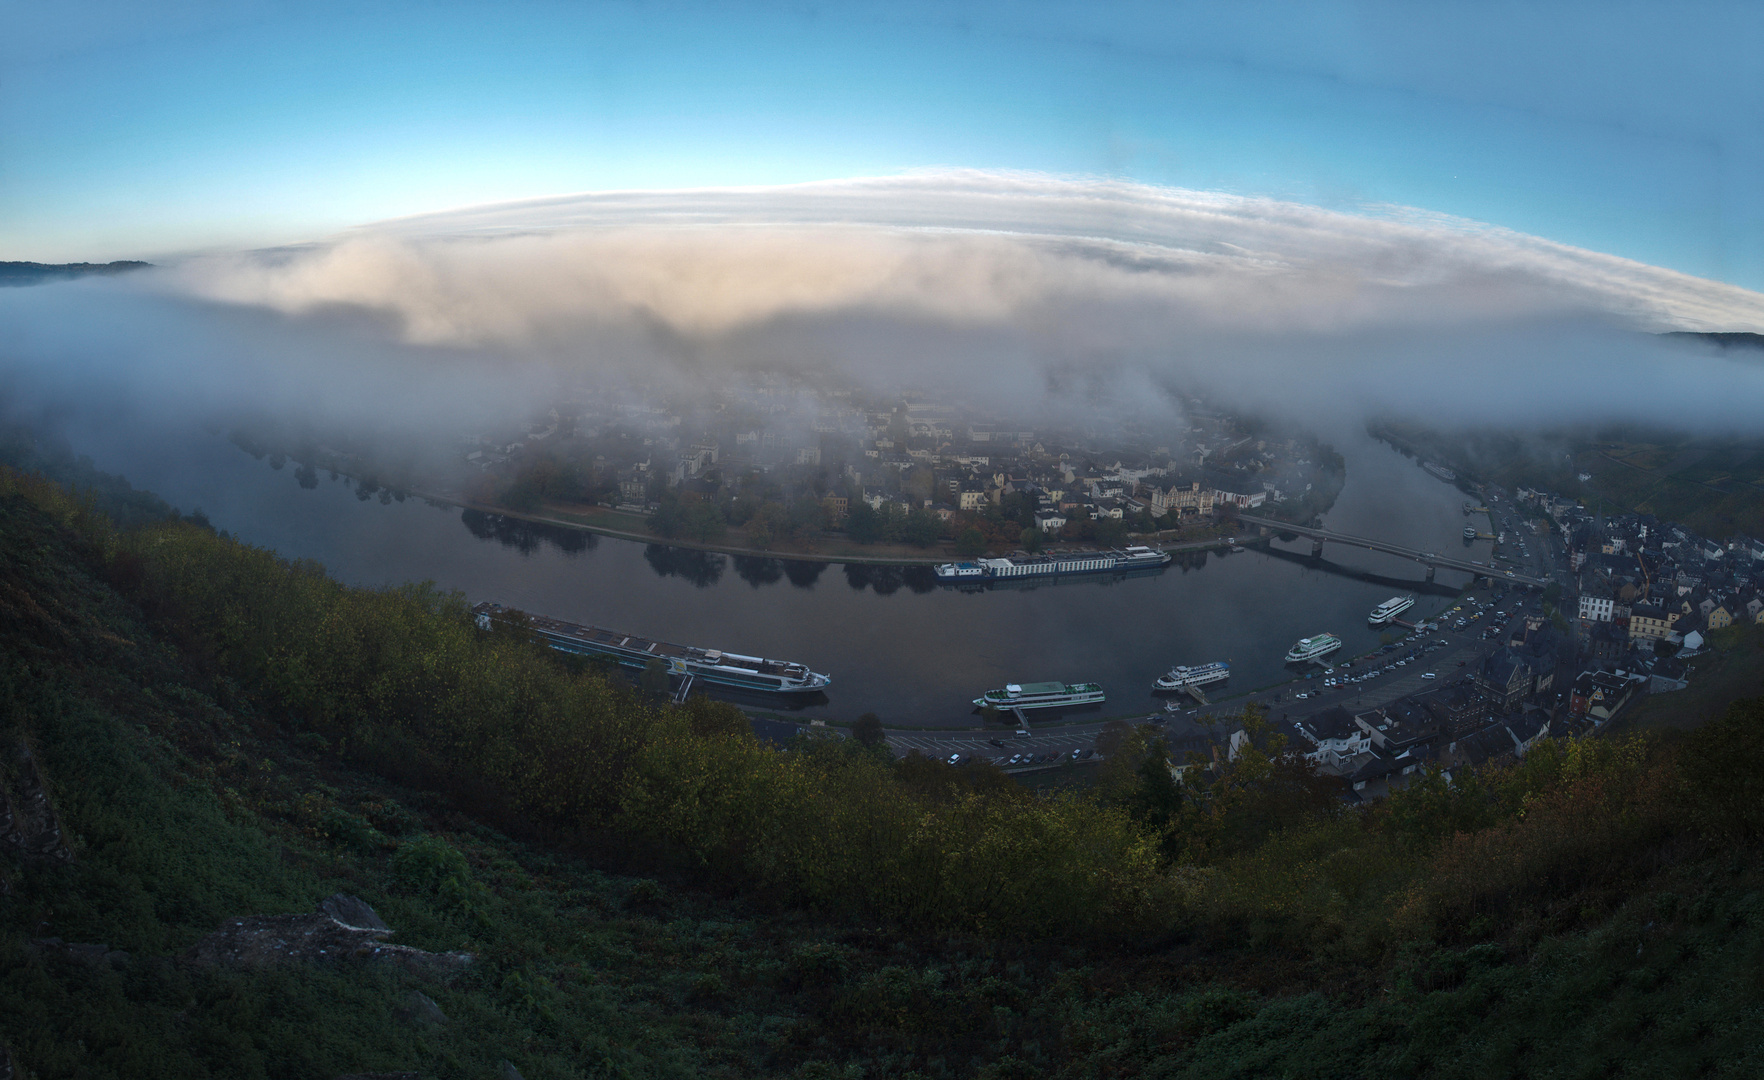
left=60, top=420, right=1492, bottom=725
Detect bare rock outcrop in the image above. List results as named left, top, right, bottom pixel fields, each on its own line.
left=1, top=742, right=73, bottom=863
left=320, top=892, right=393, bottom=932
left=187, top=895, right=471, bottom=979
left=397, top=990, right=448, bottom=1028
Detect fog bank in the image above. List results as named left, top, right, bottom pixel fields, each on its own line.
left=6, top=171, right=1764, bottom=445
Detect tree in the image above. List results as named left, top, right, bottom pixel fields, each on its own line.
left=852, top=712, right=885, bottom=747
left=683, top=501, right=727, bottom=543
left=648, top=493, right=686, bottom=538
left=846, top=500, right=882, bottom=544
left=1094, top=517, right=1129, bottom=546
left=788, top=497, right=827, bottom=538
left=955, top=527, right=986, bottom=557
left=678, top=695, right=749, bottom=738
left=640, top=658, right=672, bottom=700
left=903, top=508, right=941, bottom=547
left=1019, top=526, right=1043, bottom=553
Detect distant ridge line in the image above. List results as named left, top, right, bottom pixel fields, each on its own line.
left=1662, top=330, right=1764, bottom=351
left=0, top=260, right=152, bottom=286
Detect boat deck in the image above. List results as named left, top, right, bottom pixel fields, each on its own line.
left=481, top=604, right=805, bottom=679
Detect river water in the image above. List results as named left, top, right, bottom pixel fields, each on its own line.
left=63, top=421, right=1491, bottom=725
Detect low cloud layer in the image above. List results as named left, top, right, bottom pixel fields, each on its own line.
left=176, top=171, right=1764, bottom=343
left=6, top=171, right=1764, bottom=449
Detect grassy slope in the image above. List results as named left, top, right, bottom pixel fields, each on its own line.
left=6, top=480, right=1764, bottom=1078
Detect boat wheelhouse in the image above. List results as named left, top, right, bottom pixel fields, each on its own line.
left=471, top=602, right=830, bottom=695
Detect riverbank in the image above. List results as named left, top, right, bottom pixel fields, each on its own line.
left=412, top=486, right=1266, bottom=566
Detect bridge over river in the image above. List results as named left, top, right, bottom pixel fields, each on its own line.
left=1233, top=513, right=1550, bottom=588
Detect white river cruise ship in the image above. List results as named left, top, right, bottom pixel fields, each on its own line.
left=1367, top=595, right=1416, bottom=625
left=1284, top=633, right=1343, bottom=664
left=973, top=681, right=1106, bottom=710
left=1154, top=662, right=1230, bottom=691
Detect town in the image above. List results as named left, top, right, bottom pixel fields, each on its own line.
left=265, top=376, right=1348, bottom=558
left=897, top=474, right=1764, bottom=804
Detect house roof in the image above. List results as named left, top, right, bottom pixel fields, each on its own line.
left=1300, top=705, right=1361, bottom=742
left=1479, top=648, right=1531, bottom=690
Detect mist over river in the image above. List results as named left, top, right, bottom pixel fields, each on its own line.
left=61, top=421, right=1491, bottom=724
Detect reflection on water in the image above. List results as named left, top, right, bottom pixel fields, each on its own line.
left=461, top=508, right=598, bottom=556
left=783, top=560, right=828, bottom=589
left=839, top=562, right=940, bottom=596
left=643, top=544, right=725, bottom=586
left=733, top=555, right=784, bottom=588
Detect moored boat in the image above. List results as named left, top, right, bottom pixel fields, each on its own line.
left=471, top=602, right=831, bottom=695
left=1284, top=633, right=1343, bottom=664
left=1154, top=661, right=1230, bottom=692
left=935, top=545, right=1170, bottom=583
left=1368, top=595, right=1416, bottom=625
left=973, top=681, right=1106, bottom=710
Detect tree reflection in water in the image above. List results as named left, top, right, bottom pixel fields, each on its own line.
left=732, top=555, right=784, bottom=588
left=642, top=544, right=726, bottom=586
left=782, top=560, right=828, bottom=589
left=841, top=563, right=938, bottom=595
left=460, top=508, right=597, bottom=557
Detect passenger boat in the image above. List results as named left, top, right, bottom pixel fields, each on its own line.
left=972, top=681, right=1106, bottom=710
left=1368, top=595, right=1416, bottom=625
left=934, top=545, right=1169, bottom=582
left=1284, top=633, right=1343, bottom=664
left=471, top=602, right=830, bottom=695
left=1154, top=662, right=1230, bottom=691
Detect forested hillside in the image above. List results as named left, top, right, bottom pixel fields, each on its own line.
left=4, top=462, right=1764, bottom=1078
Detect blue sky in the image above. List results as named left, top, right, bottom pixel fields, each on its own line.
left=4, top=1, right=1761, bottom=291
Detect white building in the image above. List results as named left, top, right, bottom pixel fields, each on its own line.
left=1577, top=592, right=1614, bottom=623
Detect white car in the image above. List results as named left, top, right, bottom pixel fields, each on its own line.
left=1421, top=672, right=1437, bottom=680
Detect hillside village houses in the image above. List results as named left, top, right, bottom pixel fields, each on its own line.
left=1545, top=493, right=1764, bottom=656
left=452, top=379, right=1337, bottom=541
left=1213, top=484, right=1764, bottom=806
